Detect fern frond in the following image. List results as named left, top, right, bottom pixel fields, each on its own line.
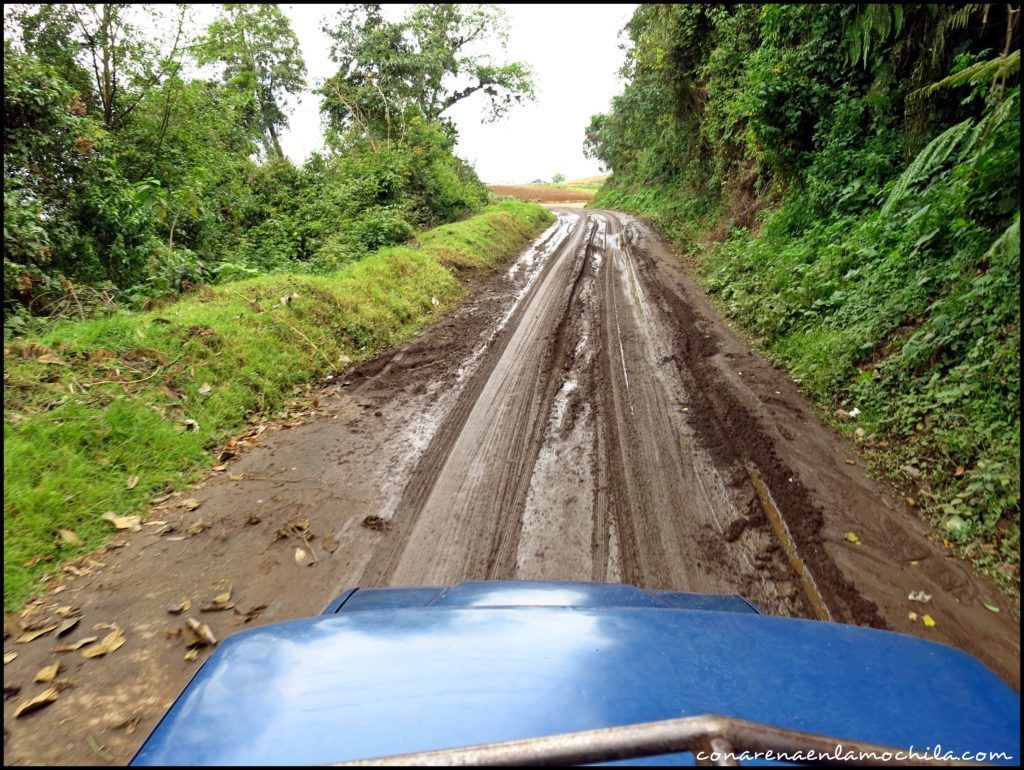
left=943, top=4, right=981, bottom=32
left=911, top=50, right=1021, bottom=100
left=982, top=214, right=1020, bottom=263
left=844, top=4, right=906, bottom=68
left=880, top=118, right=974, bottom=216
left=962, top=90, right=1018, bottom=160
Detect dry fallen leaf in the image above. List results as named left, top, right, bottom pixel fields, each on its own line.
left=36, top=354, right=69, bottom=366
left=54, top=636, right=98, bottom=653
left=213, top=591, right=231, bottom=605
left=13, top=686, right=59, bottom=718
left=187, top=518, right=211, bottom=536
left=234, top=604, right=268, bottom=625
left=198, top=383, right=212, bottom=395
left=200, top=602, right=235, bottom=613
left=56, top=529, right=83, bottom=546
left=184, top=649, right=199, bottom=662
left=229, top=472, right=246, bottom=481
left=53, top=606, right=74, bottom=616
left=82, top=627, right=126, bottom=659
left=127, top=474, right=140, bottom=489
left=4, top=651, right=18, bottom=664
left=166, top=599, right=191, bottom=615
left=922, top=614, right=936, bottom=628
left=182, top=498, right=201, bottom=511
left=844, top=532, right=860, bottom=545
left=114, top=714, right=142, bottom=734
left=294, top=547, right=311, bottom=566
left=908, top=611, right=919, bottom=622
left=56, top=617, right=80, bottom=636
left=184, top=618, right=217, bottom=647
left=983, top=602, right=1001, bottom=613
left=16, top=624, right=58, bottom=644
left=211, top=464, right=228, bottom=472
left=34, top=661, right=61, bottom=682
left=322, top=535, right=340, bottom=554
left=101, top=511, right=142, bottom=532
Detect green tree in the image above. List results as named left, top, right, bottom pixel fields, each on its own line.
left=551, top=172, right=566, bottom=184
left=197, top=3, right=306, bottom=159
left=320, top=4, right=535, bottom=143
left=6, top=3, right=189, bottom=130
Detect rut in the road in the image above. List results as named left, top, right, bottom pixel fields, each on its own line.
left=359, top=215, right=596, bottom=584
left=357, top=210, right=811, bottom=618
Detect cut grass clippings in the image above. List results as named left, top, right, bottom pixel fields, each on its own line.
left=3, top=200, right=554, bottom=609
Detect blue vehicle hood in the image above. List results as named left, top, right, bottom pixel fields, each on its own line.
left=133, top=583, right=1019, bottom=766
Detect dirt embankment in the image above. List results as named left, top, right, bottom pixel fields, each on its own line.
left=488, top=184, right=596, bottom=203
left=3, top=208, right=1018, bottom=766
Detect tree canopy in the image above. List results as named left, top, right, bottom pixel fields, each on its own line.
left=320, top=3, right=535, bottom=144
left=197, top=3, right=307, bottom=159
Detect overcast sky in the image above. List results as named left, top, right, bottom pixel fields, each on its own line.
left=276, top=4, right=635, bottom=183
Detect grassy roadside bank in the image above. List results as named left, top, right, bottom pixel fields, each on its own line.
left=3, top=200, right=554, bottom=609
left=595, top=183, right=1019, bottom=590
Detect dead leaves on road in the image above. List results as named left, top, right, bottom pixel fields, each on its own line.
left=54, top=637, right=98, bottom=653
left=15, top=624, right=59, bottom=644
left=184, top=618, right=217, bottom=647
left=102, top=511, right=142, bottom=532
left=34, top=661, right=61, bottom=683
left=81, top=627, right=126, bottom=659
left=166, top=598, right=191, bottom=615
left=277, top=517, right=319, bottom=566
left=13, top=686, right=60, bottom=718
left=55, top=616, right=80, bottom=637
left=200, top=589, right=235, bottom=613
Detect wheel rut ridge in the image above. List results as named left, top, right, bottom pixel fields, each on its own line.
left=592, top=215, right=655, bottom=588
left=358, top=214, right=594, bottom=586
left=483, top=219, right=600, bottom=579
left=622, top=219, right=884, bottom=627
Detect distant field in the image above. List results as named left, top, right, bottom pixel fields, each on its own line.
left=562, top=174, right=610, bottom=190
left=488, top=184, right=597, bottom=203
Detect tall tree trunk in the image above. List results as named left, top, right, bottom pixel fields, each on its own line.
left=265, top=118, right=285, bottom=159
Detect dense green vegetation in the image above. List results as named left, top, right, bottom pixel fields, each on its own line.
left=4, top=199, right=553, bottom=608
left=3, top=4, right=534, bottom=334
left=587, top=4, right=1020, bottom=584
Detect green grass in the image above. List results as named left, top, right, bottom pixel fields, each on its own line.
left=3, top=200, right=554, bottom=609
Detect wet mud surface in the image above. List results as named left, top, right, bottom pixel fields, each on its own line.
left=3, top=209, right=1019, bottom=765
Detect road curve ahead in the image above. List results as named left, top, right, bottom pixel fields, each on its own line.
left=358, top=209, right=807, bottom=616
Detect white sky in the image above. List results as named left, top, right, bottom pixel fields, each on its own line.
left=277, top=3, right=635, bottom=182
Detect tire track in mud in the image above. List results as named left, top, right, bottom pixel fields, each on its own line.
left=615, top=216, right=884, bottom=626
left=358, top=215, right=596, bottom=585
left=358, top=209, right=810, bottom=617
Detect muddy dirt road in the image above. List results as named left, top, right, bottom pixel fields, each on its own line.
left=4, top=209, right=1019, bottom=764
